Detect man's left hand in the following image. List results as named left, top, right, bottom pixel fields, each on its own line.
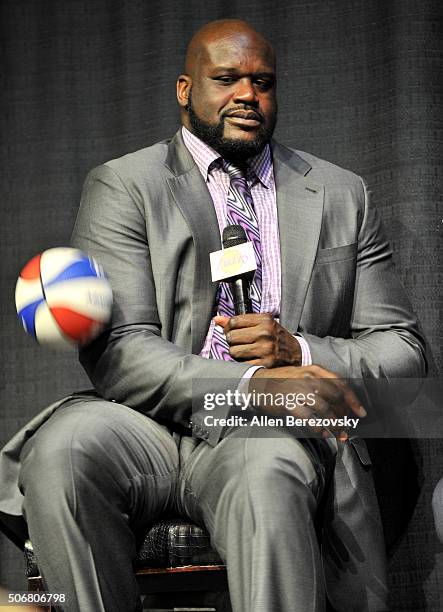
left=214, top=313, right=302, bottom=368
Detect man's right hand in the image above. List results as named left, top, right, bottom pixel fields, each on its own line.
left=249, top=365, right=367, bottom=441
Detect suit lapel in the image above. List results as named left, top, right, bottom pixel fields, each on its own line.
left=272, top=142, right=324, bottom=333
left=165, top=132, right=220, bottom=354
left=164, top=132, right=325, bottom=351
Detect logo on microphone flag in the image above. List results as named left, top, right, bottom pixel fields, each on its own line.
left=210, top=241, right=257, bottom=282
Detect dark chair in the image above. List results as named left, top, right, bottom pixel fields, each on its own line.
left=25, top=518, right=230, bottom=612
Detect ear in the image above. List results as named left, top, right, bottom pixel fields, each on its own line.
left=177, top=74, right=192, bottom=109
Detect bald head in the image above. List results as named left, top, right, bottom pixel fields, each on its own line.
left=177, top=20, right=277, bottom=162
left=184, top=19, right=275, bottom=76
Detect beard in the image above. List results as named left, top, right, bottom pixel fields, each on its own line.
left=186, top=89, right=276, bottom=162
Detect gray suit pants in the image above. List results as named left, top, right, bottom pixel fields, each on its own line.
left=18, top=397, right=353, bottom=612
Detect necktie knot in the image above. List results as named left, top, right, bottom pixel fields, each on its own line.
left=221, top=159, right=247, bottom=180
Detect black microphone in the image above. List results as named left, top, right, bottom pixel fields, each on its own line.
left=222, top=225, right=253, bottom=315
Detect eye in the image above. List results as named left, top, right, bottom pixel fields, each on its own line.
left=214, top=76, right=236, bottom=84
left=254, top=78, right=274, bottom=91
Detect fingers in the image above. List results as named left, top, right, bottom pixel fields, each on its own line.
left=215, top=314, right=301, bottom=368
left=229, top=313, right=273, bottom=329
left=214, top=313, right=276, bottom=363
left=212, top=314, right=255, bottom=332
left=302, top=366, right=366, bottom=418
left=213, top=315, right=230, bottom=329
left=227, top=337, right=276, bottom=366
left=213, top=315, right=270, bottom=347
left=305, top=378, right=348, bottom=417
left=332, top=378, right=367, bottom=418
left=226, top=327, right=261, bottom=346
left=230, top=345, right=273, bottom=367
left=250, top=380, right=331, bottom=438
left=304, top=387, right=349, bottom=440
left=250, top=365, right=366, bottom=440
left=286, top=402, right=328, bottom=438
left=228, top=337, right=268, bottom=360
left=216, top=313, right=274, bottom=332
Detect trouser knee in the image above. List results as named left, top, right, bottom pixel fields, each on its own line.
left=19, top=399, right=179, bottom=524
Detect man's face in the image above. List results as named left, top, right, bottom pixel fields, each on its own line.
left=181, top=34, right=277, bottom=160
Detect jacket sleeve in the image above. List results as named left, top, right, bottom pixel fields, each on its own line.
left=303, top=178, right=427, bottom=381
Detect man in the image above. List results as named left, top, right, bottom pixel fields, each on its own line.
left=0, top=19, right=426, bottom=612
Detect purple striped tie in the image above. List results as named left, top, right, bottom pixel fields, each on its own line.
left=210, top=160, right=262, bottom=360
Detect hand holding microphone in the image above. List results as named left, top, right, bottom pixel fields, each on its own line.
left=213, top=224, right=302, bottom=367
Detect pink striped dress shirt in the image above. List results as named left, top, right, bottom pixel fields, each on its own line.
left=181, top=127, right=311, bottom=367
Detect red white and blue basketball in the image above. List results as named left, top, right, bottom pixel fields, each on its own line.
left=15, top=248, right=113, bottom=350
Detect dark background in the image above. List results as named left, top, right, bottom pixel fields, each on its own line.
left=1, top=0, right=442, bottom=609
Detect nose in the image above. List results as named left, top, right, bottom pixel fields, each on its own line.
left=233, top=77, right=258, bottom=105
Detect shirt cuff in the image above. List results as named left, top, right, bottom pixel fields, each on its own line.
left=237, top=334, right=311, bottom=395
left=238, top=366, right=264, bottom=394
left=294, top=333, right=312, bottom=366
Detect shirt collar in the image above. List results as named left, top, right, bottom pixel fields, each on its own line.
left=181, top=126, right=273, bottom=188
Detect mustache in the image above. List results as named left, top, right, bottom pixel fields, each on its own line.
left=222, top=107, right=264, bottom=122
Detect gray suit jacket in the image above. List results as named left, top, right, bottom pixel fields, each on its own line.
left=0, top=129, right=426, bottom=519
left=73, top=129, right=426, bottom=433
